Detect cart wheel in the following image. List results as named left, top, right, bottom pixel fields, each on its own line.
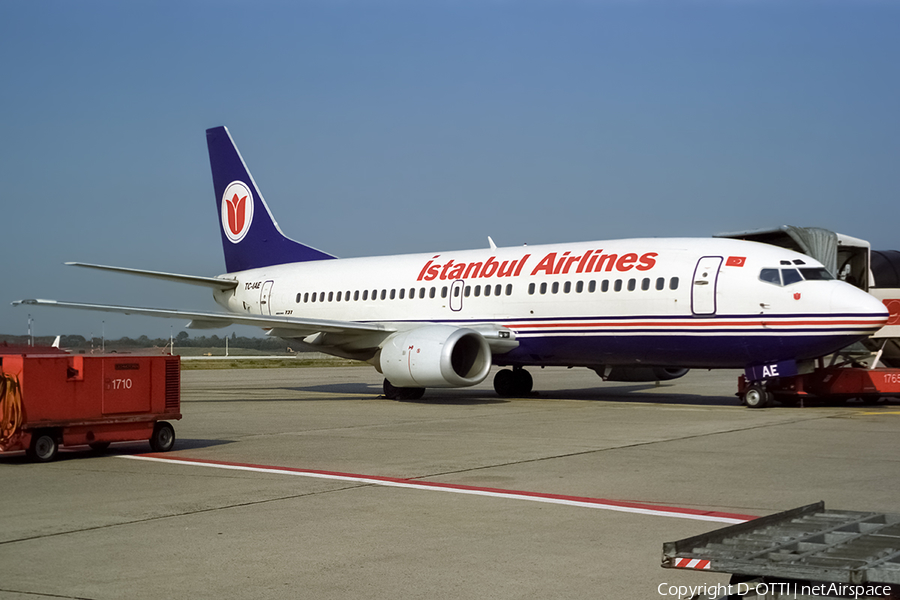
left=27, top=431, right=59, bottom=462
left=149, top=421, right=175, bottom=452
left=743, top=384, right=770, bottom=409
left=89, top=441, right=111, bottom=452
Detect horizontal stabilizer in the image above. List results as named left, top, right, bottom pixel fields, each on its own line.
left=66, top=262, right=238, bottom=290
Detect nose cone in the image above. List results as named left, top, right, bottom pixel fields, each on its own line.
left=830, top=283, right=889, bottom=333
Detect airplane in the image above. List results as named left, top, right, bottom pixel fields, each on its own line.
left=15, top=126, right=890, bottom=405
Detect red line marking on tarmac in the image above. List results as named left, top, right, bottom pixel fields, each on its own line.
left=123, top=454, right=756, bottom=524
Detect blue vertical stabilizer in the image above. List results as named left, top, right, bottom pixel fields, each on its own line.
left=206, top=126, right=335, bottom=273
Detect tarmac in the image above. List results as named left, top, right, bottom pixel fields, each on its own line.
left=2, top=366, right=899, bottom=599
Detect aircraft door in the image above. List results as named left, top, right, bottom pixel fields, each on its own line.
left=449, top=279, right=464, bottom=312
left=691, top=257, right=722, bottom=316
left=260, top=280, right=274, bottom=315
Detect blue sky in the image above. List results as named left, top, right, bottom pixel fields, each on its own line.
left=2, top=0, right=898, bottom=340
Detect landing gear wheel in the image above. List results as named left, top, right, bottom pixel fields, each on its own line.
left=149, top=421, right=175, bottom=452
left=399, top=387, right=425, bottom=400
left=27, top=431, right=59, bottom=462
left=493, top=369, right=515, bottom=397
left=743, top=384, right=770, bottom=409
left=383, top=379, right=400, bottom=399
left=494, top=369, right=533, bottom=397
left=383, top=379, right=425, bottom=401
left=512, top=368, right=533, bottom=396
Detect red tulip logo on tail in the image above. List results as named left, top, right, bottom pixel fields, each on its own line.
left=222, top=181, right=254, bottom=243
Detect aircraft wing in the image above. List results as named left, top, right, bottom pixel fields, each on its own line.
left=12, top=299, right=392, bottom=336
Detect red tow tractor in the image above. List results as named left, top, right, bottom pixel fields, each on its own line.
left=738, top=351, right=900, bottom=408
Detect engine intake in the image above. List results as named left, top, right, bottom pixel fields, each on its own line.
left=377, top=325, right=492, bottom=388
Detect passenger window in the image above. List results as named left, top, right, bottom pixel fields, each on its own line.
left=430, top=287, right=436, bottom=299
left=641, top=278, right=650, bottom=291
left=552, top=282, right=559, bottom=294
left=494, top=284, right=502, bottom=296
left=656, top=278, right=664, bottom=290
left=564, top=282, right=571, bottom=293
left=614, top=280, right=623, bottom=292
left=540, top=283, right=547, bottom=294
left=419, top=288, right=426, bottom=299
left=588, top=280, right=596, bottom=293
left=506, top=284, right=512, bottom=295
left=399, top=289, right=405, bottom=300
left=441, top=287, right=448, bottom=298
left=336, top=291, right=342, bottom=302
left=474, top=285, right=481, bottom=297
left=453, top=286, right=461, bottom=297
left=362, top=290, right=368, bottom=301
left=380, top=290, right=387, bottom=300
left=354, top=291, right=360, bottom=301
left=464, top=286, right=471, bottom=297
left=483, top=285, right=489, bottom=297
left=669, top=277, right=679, bottom=290
left=528, top=283, right=536, bottom=295
left=759, top=269, right=781, bottom=286
left=627, top=279, right=636, bottom=291
left=576, top=281, right=583, bottom=293
left=601, top=280, right=609, bottom=292
left=781, top=269, right=802, bottom=285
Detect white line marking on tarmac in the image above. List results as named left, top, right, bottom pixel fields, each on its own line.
left=122, top=455, right=754, bottom=524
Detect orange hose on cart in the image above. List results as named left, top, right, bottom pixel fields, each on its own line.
left=0, top=374, right=23, bottom=447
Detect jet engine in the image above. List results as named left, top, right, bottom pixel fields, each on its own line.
left=377, top=325, right=492, bottom=388
left=594, top=366, right=689, bottom=382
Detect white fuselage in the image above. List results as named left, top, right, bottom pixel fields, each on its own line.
left=212, top=237, right=887, bottom=369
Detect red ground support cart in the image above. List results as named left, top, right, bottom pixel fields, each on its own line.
left=737, top=354, right=900, bottom=408
left=0, top=346, right=181, bottom=461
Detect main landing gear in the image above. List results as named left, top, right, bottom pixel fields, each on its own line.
left=383, top=379, right=426, bottom=401
left=493, top=368, right=533, bottom=397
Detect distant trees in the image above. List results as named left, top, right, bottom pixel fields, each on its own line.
left=0, top=333, right=291, bottom=352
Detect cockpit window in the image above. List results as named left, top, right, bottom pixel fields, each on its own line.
left=799, top=267, right=833, bottom=281
left=760, top=266, right=833, bottom=286
left=760, top=269, right=781, bottom=285
left=781, top=269, right=803, bottom=285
